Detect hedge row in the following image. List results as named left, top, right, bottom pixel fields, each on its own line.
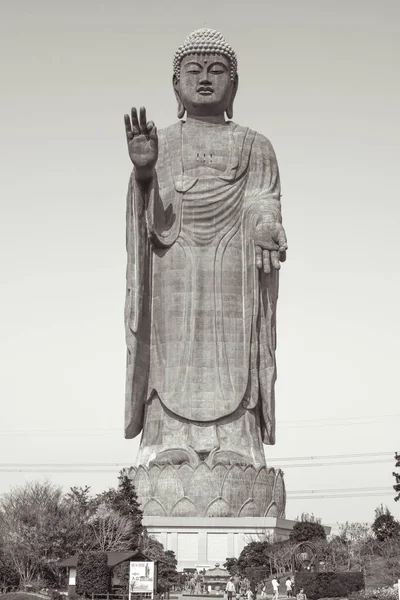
left=294, top=572, right=365, bottom=600
left=244, top=568, right=267, bottom=583
left=76, top=552, right=111, bottom=596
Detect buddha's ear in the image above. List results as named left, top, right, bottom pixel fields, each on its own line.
left=173, top=74, right=185, bottom=119
left=226, top=73, right=239, bottom=120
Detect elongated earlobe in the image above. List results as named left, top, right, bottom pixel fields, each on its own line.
left=173, top=74, right=185, bottom=120
left=226, top=74, right=239, bottom=120
left=177, top=99, right=185, bottom=119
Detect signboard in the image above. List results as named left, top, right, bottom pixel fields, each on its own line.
left=129, top=561, right=156, bottom=599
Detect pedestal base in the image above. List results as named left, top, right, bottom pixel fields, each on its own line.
left=143, top=516, right=298, bottom=571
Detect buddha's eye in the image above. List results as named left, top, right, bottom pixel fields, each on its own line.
left=186, top=69, right=201, bottom=75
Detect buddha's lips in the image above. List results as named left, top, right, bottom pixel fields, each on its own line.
left=197, top=87, right=213, bottom=94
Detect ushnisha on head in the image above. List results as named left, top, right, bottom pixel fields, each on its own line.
left=173, top=28, right=239, bottom=120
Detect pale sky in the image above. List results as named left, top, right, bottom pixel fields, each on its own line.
left=1, top=0, right=400, bottom=529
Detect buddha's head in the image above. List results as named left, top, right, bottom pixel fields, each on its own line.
left=173, top=29, right=238, bottom=119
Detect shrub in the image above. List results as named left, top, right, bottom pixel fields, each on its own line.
left=294, top=571, right=365, bottom=599
left=245, top=568, right=268, bottom=584
left=76, top=551, right=110, bottom=596
left=351, top=587, right=398, bottom=600
left=290, top=521, right=327, bottom=543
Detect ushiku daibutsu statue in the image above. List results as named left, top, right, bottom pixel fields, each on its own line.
left=123, top=29, right=288, bottom=518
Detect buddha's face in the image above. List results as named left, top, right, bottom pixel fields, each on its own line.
left=174, top=53, right=237, bottom=117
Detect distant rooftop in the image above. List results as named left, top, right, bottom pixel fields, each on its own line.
left=58, top=551, right=150, bottom=568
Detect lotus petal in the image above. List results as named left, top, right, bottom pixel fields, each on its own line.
left=178, top=463, right=194, bottom=495
left=205, top=497, right=232, bottom=517
left=266, top=468, right=275, bottom=505
left=171, top=496, right=198, bottom=517
left=238, top=499, right=260, bottom=517
left=265, top=501, right=279, bottom=517
left=273, top=469, right=286, bottom=514
left=143, top=497, right=167, bottom=516
left=153, top=465, right=184, bottom=514
left=148, top=464, right=162, bottom=491
left=251, top=467, right=269, bottom=516
left=186, top=462, right=218, bottom=513
left=134, top=465, right=152, bottom=507
left=212, top=464, right=227, bottom=495
left=222, top=465, right=251, bottom=516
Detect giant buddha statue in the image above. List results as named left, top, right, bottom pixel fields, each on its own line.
left=123, top=29, right=288, bottom=518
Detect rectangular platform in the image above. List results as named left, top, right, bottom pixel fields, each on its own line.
left=143, top=516, right=298, bottom=571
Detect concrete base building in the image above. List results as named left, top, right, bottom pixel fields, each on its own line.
left=144, top=516, right=300, bottom=571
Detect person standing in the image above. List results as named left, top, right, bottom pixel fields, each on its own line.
left=285, top=577, right=293, bottom=598
left=271, top=577, right=279, bottom=600
left=296, top=588, right=307, bottom=600
left=246, top=589, right=254, bottom=600
left=226, top=577, right=236, bottom=600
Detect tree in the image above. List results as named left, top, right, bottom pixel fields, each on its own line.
left=372, top=505, right=400, bottom=542
left=393, top=452, right=400, bottom=502
left=0, top=480, right=86, bottom=587
left=223, top=557, right=238, bottom=575
left=380, top=537, right=400, bottom=581
left=93, top=473, right=143, bottom=550
left=236, top=540, right=271, bottom=575
left=88, top=504, right=135, bottom=552
left=337, top=522, right=376, bottom=574
left=139, top=532, right=178, bottom=593
left=312, top=538, right=348, bottom=573
left=267, top=540, right=297, bottom=575
left=289, top=520, right=326, bottom=543
left=296, top=513, right=322, bottom=524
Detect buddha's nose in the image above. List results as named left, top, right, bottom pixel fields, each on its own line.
left=199, top=76, right=211, bottom=84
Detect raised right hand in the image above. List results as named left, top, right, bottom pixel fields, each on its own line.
left=124, top=106, right=158, bottom=182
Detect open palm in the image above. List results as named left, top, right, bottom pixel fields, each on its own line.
left=124, top=106, right=158, bottom=181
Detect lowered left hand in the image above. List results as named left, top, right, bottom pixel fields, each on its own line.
left=254, top=220, right=288, bottom=273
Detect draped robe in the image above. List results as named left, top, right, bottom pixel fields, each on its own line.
left=124, top=121, right=282, bottom=448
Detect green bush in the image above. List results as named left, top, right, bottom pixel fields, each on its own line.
left=351, top=588, right=398, bottom=600
left=294, top=571, right=365, bottom=599
left=76, top=551, right=110, bottom=596
left=245, top=568, right=267, bottom=584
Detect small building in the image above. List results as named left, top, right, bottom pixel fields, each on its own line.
left=203, top=564, right=230, bottom=594
left=58, top=551, right=150, bottom=596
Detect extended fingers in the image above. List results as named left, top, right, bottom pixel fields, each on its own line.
left=270, top=250, right=280, bottom=270
left=124, top=114, right=133, bottom=141
left=263, top=249, right=271, bottom=274
left=131, top=108, right=140, bottom=135
left=255, top=245, right=262, bottom=269
left=139, top=107, right=147, bottom=134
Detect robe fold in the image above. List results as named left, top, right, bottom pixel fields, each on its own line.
left=125, top=121, right=282, bottom=445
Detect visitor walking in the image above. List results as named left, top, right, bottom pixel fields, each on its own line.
left=246, top=588, right=254, bottom=600
left=226, top=577, right=236, bottom=600
left=261, top=583, right=267, bottom=599
left=285, top=577, right=293, bottom=598
left=272, top=576, right=280, bottom=600
left=296, top=588, right=307, bottom=600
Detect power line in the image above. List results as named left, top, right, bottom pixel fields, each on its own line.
left=0, top=451, right=395, bottom=473
left=281, top=413, right=400, bottom=429
left=289, top=492, right=394, bottom=500
left=288, top=486, right=392, bottom=494
left=272, top=451, right=394, bottom=462
left=0, top=459, right=394, bottom=473
left=0, top=450, right=395, bottom=468
left=0, top=413, right=399, bottom=436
